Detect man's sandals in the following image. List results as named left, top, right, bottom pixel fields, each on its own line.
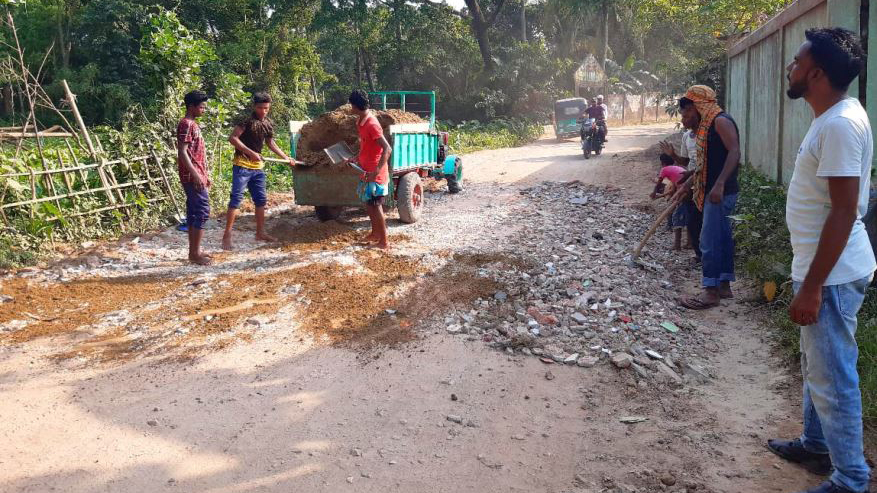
left=679, top=289, right=733, bottom=310
left=679, top=296, right=719, bottom=310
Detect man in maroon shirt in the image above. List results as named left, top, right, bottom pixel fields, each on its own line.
left=177, top=90, right=212, bottom=265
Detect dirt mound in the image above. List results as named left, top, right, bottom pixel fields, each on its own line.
left=296, top=105, right=424, bottom=168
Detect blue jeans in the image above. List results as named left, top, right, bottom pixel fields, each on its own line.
left=700, top=193, right=737, bottom=287
left=795, top=276, right=872, bottom=492
left=228, top=166, right=267, bottom=209
left=182, top=182, right=210, bottom=230
left=671, top=202, right=688, bottom=229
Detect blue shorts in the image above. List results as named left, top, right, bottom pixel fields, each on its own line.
left=183, top=182, right=210, bottom=230
left=228, top=166, right=267, bottom=209
left=671, top=203, right=687, bottom=229
left=357, top=181, right=388, bottom=206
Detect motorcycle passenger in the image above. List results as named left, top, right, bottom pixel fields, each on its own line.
left=597, top=95, right=609, bottom=141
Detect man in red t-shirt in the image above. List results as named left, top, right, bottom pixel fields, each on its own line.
left=177, top=90, right=212, bottom=265
left=347, top=89, right=392, bottom=249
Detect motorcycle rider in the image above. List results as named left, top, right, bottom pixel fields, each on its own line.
left=586, top=98, right=608, bottom=144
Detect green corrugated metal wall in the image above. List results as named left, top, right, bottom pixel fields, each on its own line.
left=727, top=0, right=872, bottom=184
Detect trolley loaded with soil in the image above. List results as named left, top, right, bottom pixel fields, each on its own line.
left=290, top=91, right=463, bottom=223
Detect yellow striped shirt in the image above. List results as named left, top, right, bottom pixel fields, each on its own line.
left=233, top=155, right=264, bottom=170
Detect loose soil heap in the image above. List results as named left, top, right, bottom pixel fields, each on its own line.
left=296, top=104, right=424, bottom=168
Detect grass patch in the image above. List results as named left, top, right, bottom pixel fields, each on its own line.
left=438, top=118, right=544, bottom=155
left=735, top=165, right=877, bottom=422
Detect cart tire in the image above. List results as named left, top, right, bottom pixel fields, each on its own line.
left=444, top=157, right=463, bottom=194
left=314, top=206, right=343, bottom=221
left=397, top=172, right=424, bottom=224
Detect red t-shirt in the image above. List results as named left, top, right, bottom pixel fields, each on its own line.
left=659, top=165, right=686, bottom=185
left=357, top=113, right=388, bottom=185
left=176, top=118, right=208, bottom=185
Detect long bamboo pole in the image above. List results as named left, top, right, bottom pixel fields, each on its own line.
left=151, top=149, right=183, bottom=219
left=61, top=79, right=97, bottom=159
left=1, top=175, right=167, bottom=210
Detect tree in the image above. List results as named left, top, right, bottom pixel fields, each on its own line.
left=461, top=0, right=507, bottom=71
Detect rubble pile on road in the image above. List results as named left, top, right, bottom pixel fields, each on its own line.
left=445, top=181, right=714, bottom=386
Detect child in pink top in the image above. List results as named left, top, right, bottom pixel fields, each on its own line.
left=651, top=154, right=690, bottom=251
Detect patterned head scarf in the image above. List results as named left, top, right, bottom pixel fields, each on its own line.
left=684, top=85, right=723, bottom=211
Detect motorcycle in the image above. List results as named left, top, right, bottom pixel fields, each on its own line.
left=579, top=118, right=605, bottom=159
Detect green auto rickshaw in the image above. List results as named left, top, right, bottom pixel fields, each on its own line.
left=553, top=97, right=588, bottom=140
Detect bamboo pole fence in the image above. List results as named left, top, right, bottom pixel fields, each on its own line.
left=0, top=152, right=181, bottom=224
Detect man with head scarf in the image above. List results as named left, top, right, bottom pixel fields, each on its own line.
left=673, top=85, right=741, bottom=310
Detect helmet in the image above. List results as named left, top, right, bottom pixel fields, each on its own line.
left=597, top=95, right=604, bottom=100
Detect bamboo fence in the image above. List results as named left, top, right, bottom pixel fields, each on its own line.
left=0, top=150, right=182, bottom=224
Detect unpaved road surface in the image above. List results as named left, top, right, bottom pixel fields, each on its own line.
left=0, top=123, right=837, bottom=492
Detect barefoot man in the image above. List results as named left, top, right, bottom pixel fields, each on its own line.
left=346, top=89, right=392, bottom=249
left=222, top=92, right=296, bottom=250
left=177, top=90, right=212, bottom=265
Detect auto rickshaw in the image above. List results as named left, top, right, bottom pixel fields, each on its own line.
left=553, top=97, right=588, bottom=140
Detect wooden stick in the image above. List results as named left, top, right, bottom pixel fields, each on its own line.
left=0, top=124, right=34, bottom=131
left=0, top=175, right=167, bottom=210
left=631, top=197, right=682, bottom=261
left=61, top=79, right=96, bottom=159
left=151, top=149, right=183, bottom=219
left=95, top=160, right=117, bottom=205
left=0, top=183, right=8, bottom=223
left=0, top=131, right=75, bottom=138
left=28, top=167, right=36, bottom=218
left=7, top=11, right=38, bottom=160
left=93, top=134, right=105, bottom=155
left=58, top=149, right=85, bottom=228
left=40, top=154, right=64, bottom=217
left=65, top=139, right=89, bottom=188
left=0, top=156, right=149, bottom=178
left=44, top=196, right=166, bottom=221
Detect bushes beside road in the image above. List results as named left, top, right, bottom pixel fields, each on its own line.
left=438, top=118, right=545, bottom=155
left=734, top=166, right=877, bottom=422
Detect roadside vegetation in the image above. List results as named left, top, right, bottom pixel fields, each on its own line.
left=734, top=165, right=877, bottom=423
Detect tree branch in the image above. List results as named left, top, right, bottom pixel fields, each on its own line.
left=486, top=0, right=507, bottom=26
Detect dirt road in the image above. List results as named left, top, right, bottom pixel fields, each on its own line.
left=0, top=123, right=824, bottom=492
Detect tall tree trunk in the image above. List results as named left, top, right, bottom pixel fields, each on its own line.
left=600, top=0, right=609, bottom=70
left=465, top=1, right=493, bottom=71
left=519, top=0, right=526, bottom=42
left=362, top=47, right=376, bottom=92
left=394, top=0, right=404, bottom=86
left=56, top=12, right=69, bottom=69
left=2, top=84, right=12, bottom=117
left=354, top=48, right=362, bottom=88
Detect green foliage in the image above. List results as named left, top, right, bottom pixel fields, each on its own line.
left=733, top=165, right=793, bottom=286
left=734, top=164, right=877, bottom=424
left=438, top=118, right=545, bottom=155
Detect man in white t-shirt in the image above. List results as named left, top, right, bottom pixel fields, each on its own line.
left=767, top=28, right=875, bottom=493
left=597, top=95, right=609, bottom=141
left=660, top=107, right=701, bottom=170
left=660, top=101, right=703, bottom=258
left=678, top=129, right=697, bottom=169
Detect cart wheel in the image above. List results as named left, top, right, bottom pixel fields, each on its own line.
left=397, top=172, right=424, bottom=224
left=445, top=157, right=463, bottom=194
left=314, top=206, right=343, bottom=221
